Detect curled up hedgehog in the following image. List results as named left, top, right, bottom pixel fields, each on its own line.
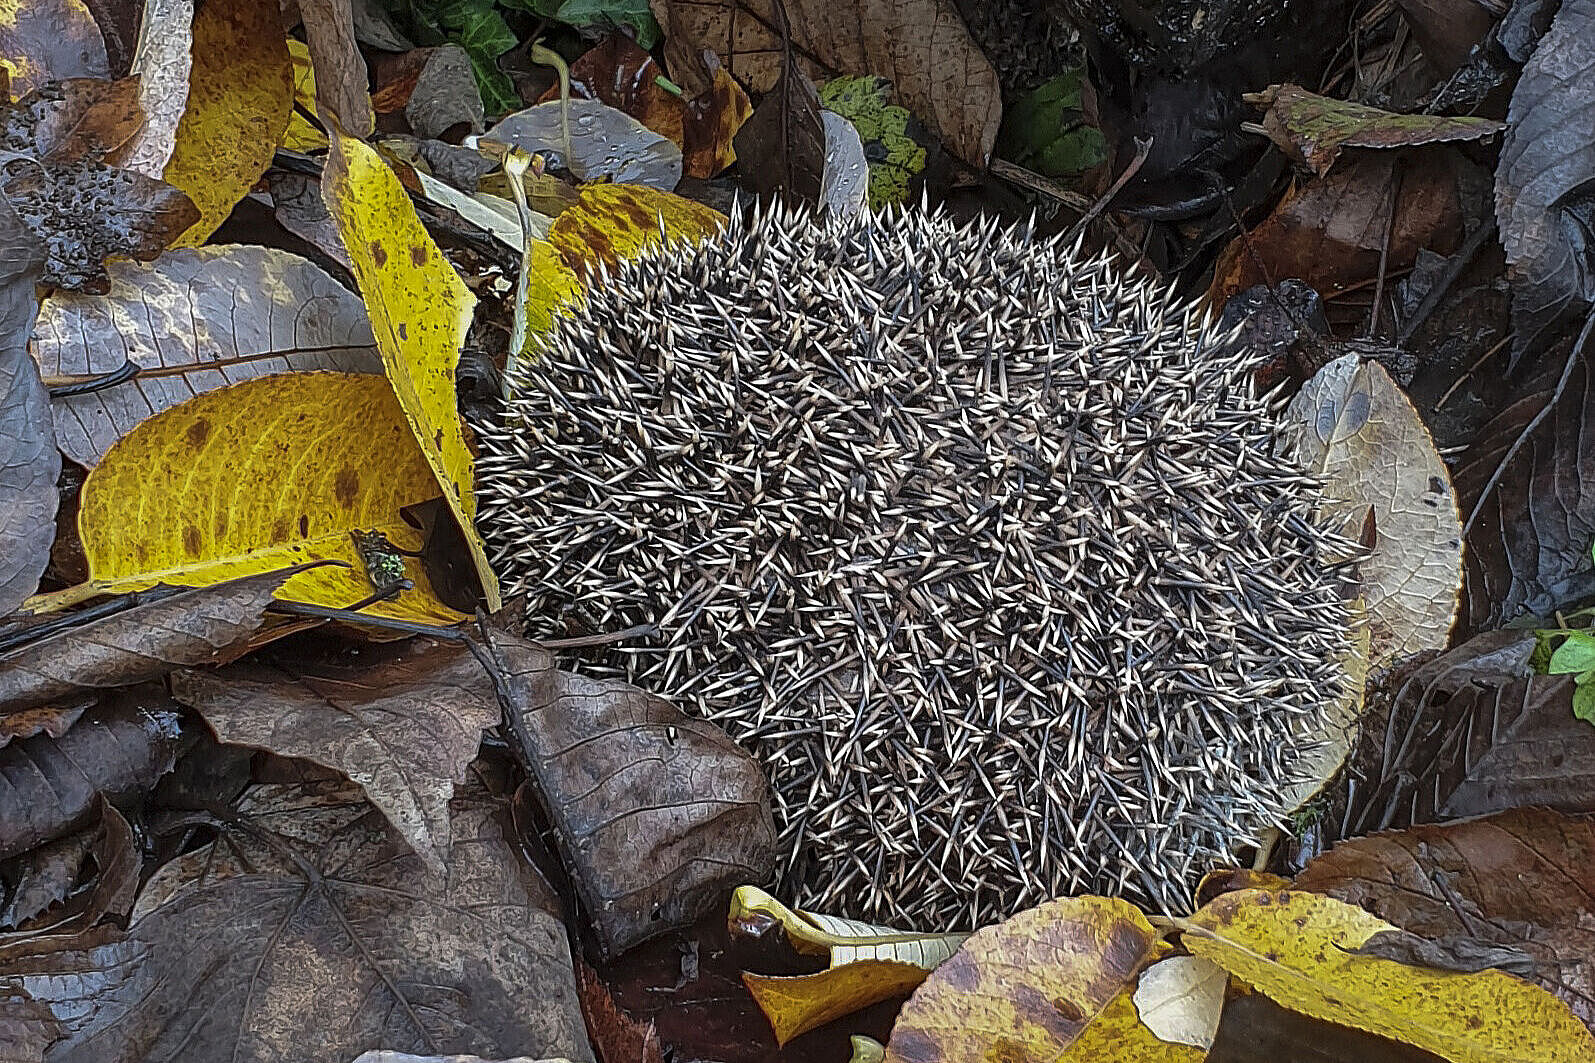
left=475, top=203, right=1361, bottom=928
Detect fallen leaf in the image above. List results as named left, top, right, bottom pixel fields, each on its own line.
left=1284, top=355, right=1463, bottom=665
left=491, top=630, right=776, bottom=959
left=0, top=689, right=187, bottom=862
left=0, top=777, right=594, bottom=1062
left=297, top=0, right=374, bottom=138
left=882, top=897, right=1168, bottom=1063
left=34, top=245, right=380, bottom=467
left=0, top=569, right=297, bottom=715
left=1, top=78, right=142, bottom=165
left=1181, top=888, right=1595, bottom=1061
left=1295, top=808, right=1595, bottom=1029
left=169, top=639, right=503, bottom=874
left=1494, top=0, right=1595, bottom=362
left=0, top=0, right=108, bottom=97
left=162, top=0, right=293, bottom=246
left=650, top=0, right=999, bottom=168
left=732, top=62, right=824, bottom=204
left=0, top=798, right=138, bottom=936
left=322, top=130, right=500, bottom=611
left=282, top=38, right=330, bottom=152
left=1133, top=956, right=1226, bottom=1049
left=545, top=181, right=724, bottom=280
left=1249, top=84, right=1502, bottom=177
left=120, top=0, right=194, bottom=178
left=0, top=188, right=54, bottom=615
left=730, top=885, right=967, bottom=1045
left=819, top=76, right=929, bottom=209
left=486, top=98, right=684, bottom=189
left=820, top=110, right=868, bottom=219
left=74, top=371, right=466, bottom=625
left=1455, top=340, right=1595, bottom=632
left=0, top=703, right=86, bottom=748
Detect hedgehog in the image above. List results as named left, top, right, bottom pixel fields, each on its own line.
left=475, top=203, right=1361, bottom=928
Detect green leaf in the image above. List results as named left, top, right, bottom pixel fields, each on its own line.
left=550, top=0, right=660, bottom=48
left=1574, top=684, right=1595, bottom=726
left=1547, top=631, right=1595, bottom=675
left=401, top=0, right=522, bottom=115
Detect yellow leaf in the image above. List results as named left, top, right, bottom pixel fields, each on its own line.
left=745, top=962, right=928, bottom=1047
left=322, top=130, right=500, bottom=610
left=162, top=0, right=292, bottom=247
left=1181, top=889, right=1595, bottom=1062
left=547, top=182, right=724, bottom=279
left=520, top=237, right=582, bottom=343
left=1069, top=983, right=1207, bottom=1062
left=883, top=897, right=1167, bottom=1063
left=282, top=38, right=328, bottom=152
left=78, top=371, right=465, bottom=625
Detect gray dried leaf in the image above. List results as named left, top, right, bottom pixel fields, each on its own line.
left=168, top=640, right=503, bottom=875
left=120, top=0, right=196, bottom=178
left=0, top=779, right=594, bottom=1063
left=0, top=189, right=55, bottom=616
left=491, top=632, right=777, bottom=959
left=0, top=690, right=187, bottom=862
left=0, top=569, right=293, bottom=715
left=486, top=99, right=682, bottom=190
left=1455, top=341, right=1595, bottom=630
left=1495, top=0, right=1595, bottom=362
left=0, top=0, right=109, bottom=98
left=33, top=245, right=379, bottom=466
left=820, top=110, right=868, bottom=220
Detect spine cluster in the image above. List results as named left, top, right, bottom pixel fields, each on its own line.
left=477, top=204, right=1358, bottom=927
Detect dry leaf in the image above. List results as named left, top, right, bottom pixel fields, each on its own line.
left=0, top=189, right=54, bottom=615
left=322, top=130, right=500, bottom=611
left=120, top=0, right=194, bottom=178
left=35, top=246, right=380, bottom=466
left=169, top=640, right=503, bottom=874
left=162, top=0, right=293, bottom=246
left=1182, top=888, right=1595, bottom=1061
left=1132, top=956, right=1226, bottom=1050
left=1284, top=354, right=1463, bottom=665
left=650, top=0, right=999, bottom=168
left=0, top=0, right=108, bottom=97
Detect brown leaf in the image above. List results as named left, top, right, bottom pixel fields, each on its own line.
left=490, top=631, right=777, bottom=959
left=0, top=798, right=139, bottom=936
left=1248, top=84, right=1501, bottom=177
left=298, top=0, right=375, bottom=138
left=169, top=638, right=504, bottom=874
left=1455, top=339, right=1595, bottom=632
left=732, top=62, right=825, bottom=205
left=576, top=958, right=665, bottom=1063
left=0, top=688, right=187, bottom=862
left=650, top=0, right=999, bottom=168
left=0, top=777, right=594, bottom=1062
left=0, top=703, right=87, bottom=750
left=0, top=0, right=109, bottom=98
left=1341, top=630, right=1595, bottom=836
left=1295, top=808, right=1595, bottom=1030
left=1396, top=0, right=1497, bottom=76
left=1209, top=152, right=1463, bottom=307
left=0, top=78, right=144, bottom=165
left=0, top=569, right=295, bottom=716
left=0, top=152, right=196, bottom=294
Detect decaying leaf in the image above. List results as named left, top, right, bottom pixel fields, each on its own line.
left=882, top=897, right=1169, bottom=1063
left=0, top=798, right=139, bottom=935
left=169, top=639, right=503, bottom=874
left=0, top=778, right=595, bottom=1062
left=1181, top=888, right=1595, bottom=1061
left=1284, top=354, right=1463, bottom=665
left=650, top=0, right=999, bottom=168
left=545, top=182, right=724, bottom=280
left=0, top=569, right=296, bottom=715
left=34, top=245, right=380, bottom=467
left=0, top=0, right=109, bottom=97
left=1494, top=0, right=1595, bottom=361
left=297, top=0, right=375, bottom=138
left=1295, top=807, right=1595, bottom=1028
left=0, top=189, right=54, bottom=616
left=322, top=130, right=500, bottom=611
left=1132, top=956, right=1226, bottom=1050
left=486, top=98, right=683, bottom=189
left=0, top=689, right=187, bottom=862
left=120, top=0, right=194, bottom=178
left=73, top=371, right=465, bottom=625
left=1248, top=84, right=1502, bottom=177
left=490, top=630, right=776, bottom=959
left=162, top=0, right=293, bottom=247
left=730, top=885, right=968, bottom=1046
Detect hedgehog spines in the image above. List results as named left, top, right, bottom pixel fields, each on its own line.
left=477, top=203, right=1359, bottom=928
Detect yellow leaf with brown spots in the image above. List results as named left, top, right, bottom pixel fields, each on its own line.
left=746, top=962, right=930, bottom=1047
left=322, top=129, right=499, bottom=610
left=282, top=37, right=329, bottom=152
left=162, top=0, right=292, bottom=246
left=1181, top=889, right=1595, bottom=1062
left=77, top=371, right=464, bottom=625
left=883, top=897, right=1167, bottom=1063
left=547, top=182, right=724, bottom=280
